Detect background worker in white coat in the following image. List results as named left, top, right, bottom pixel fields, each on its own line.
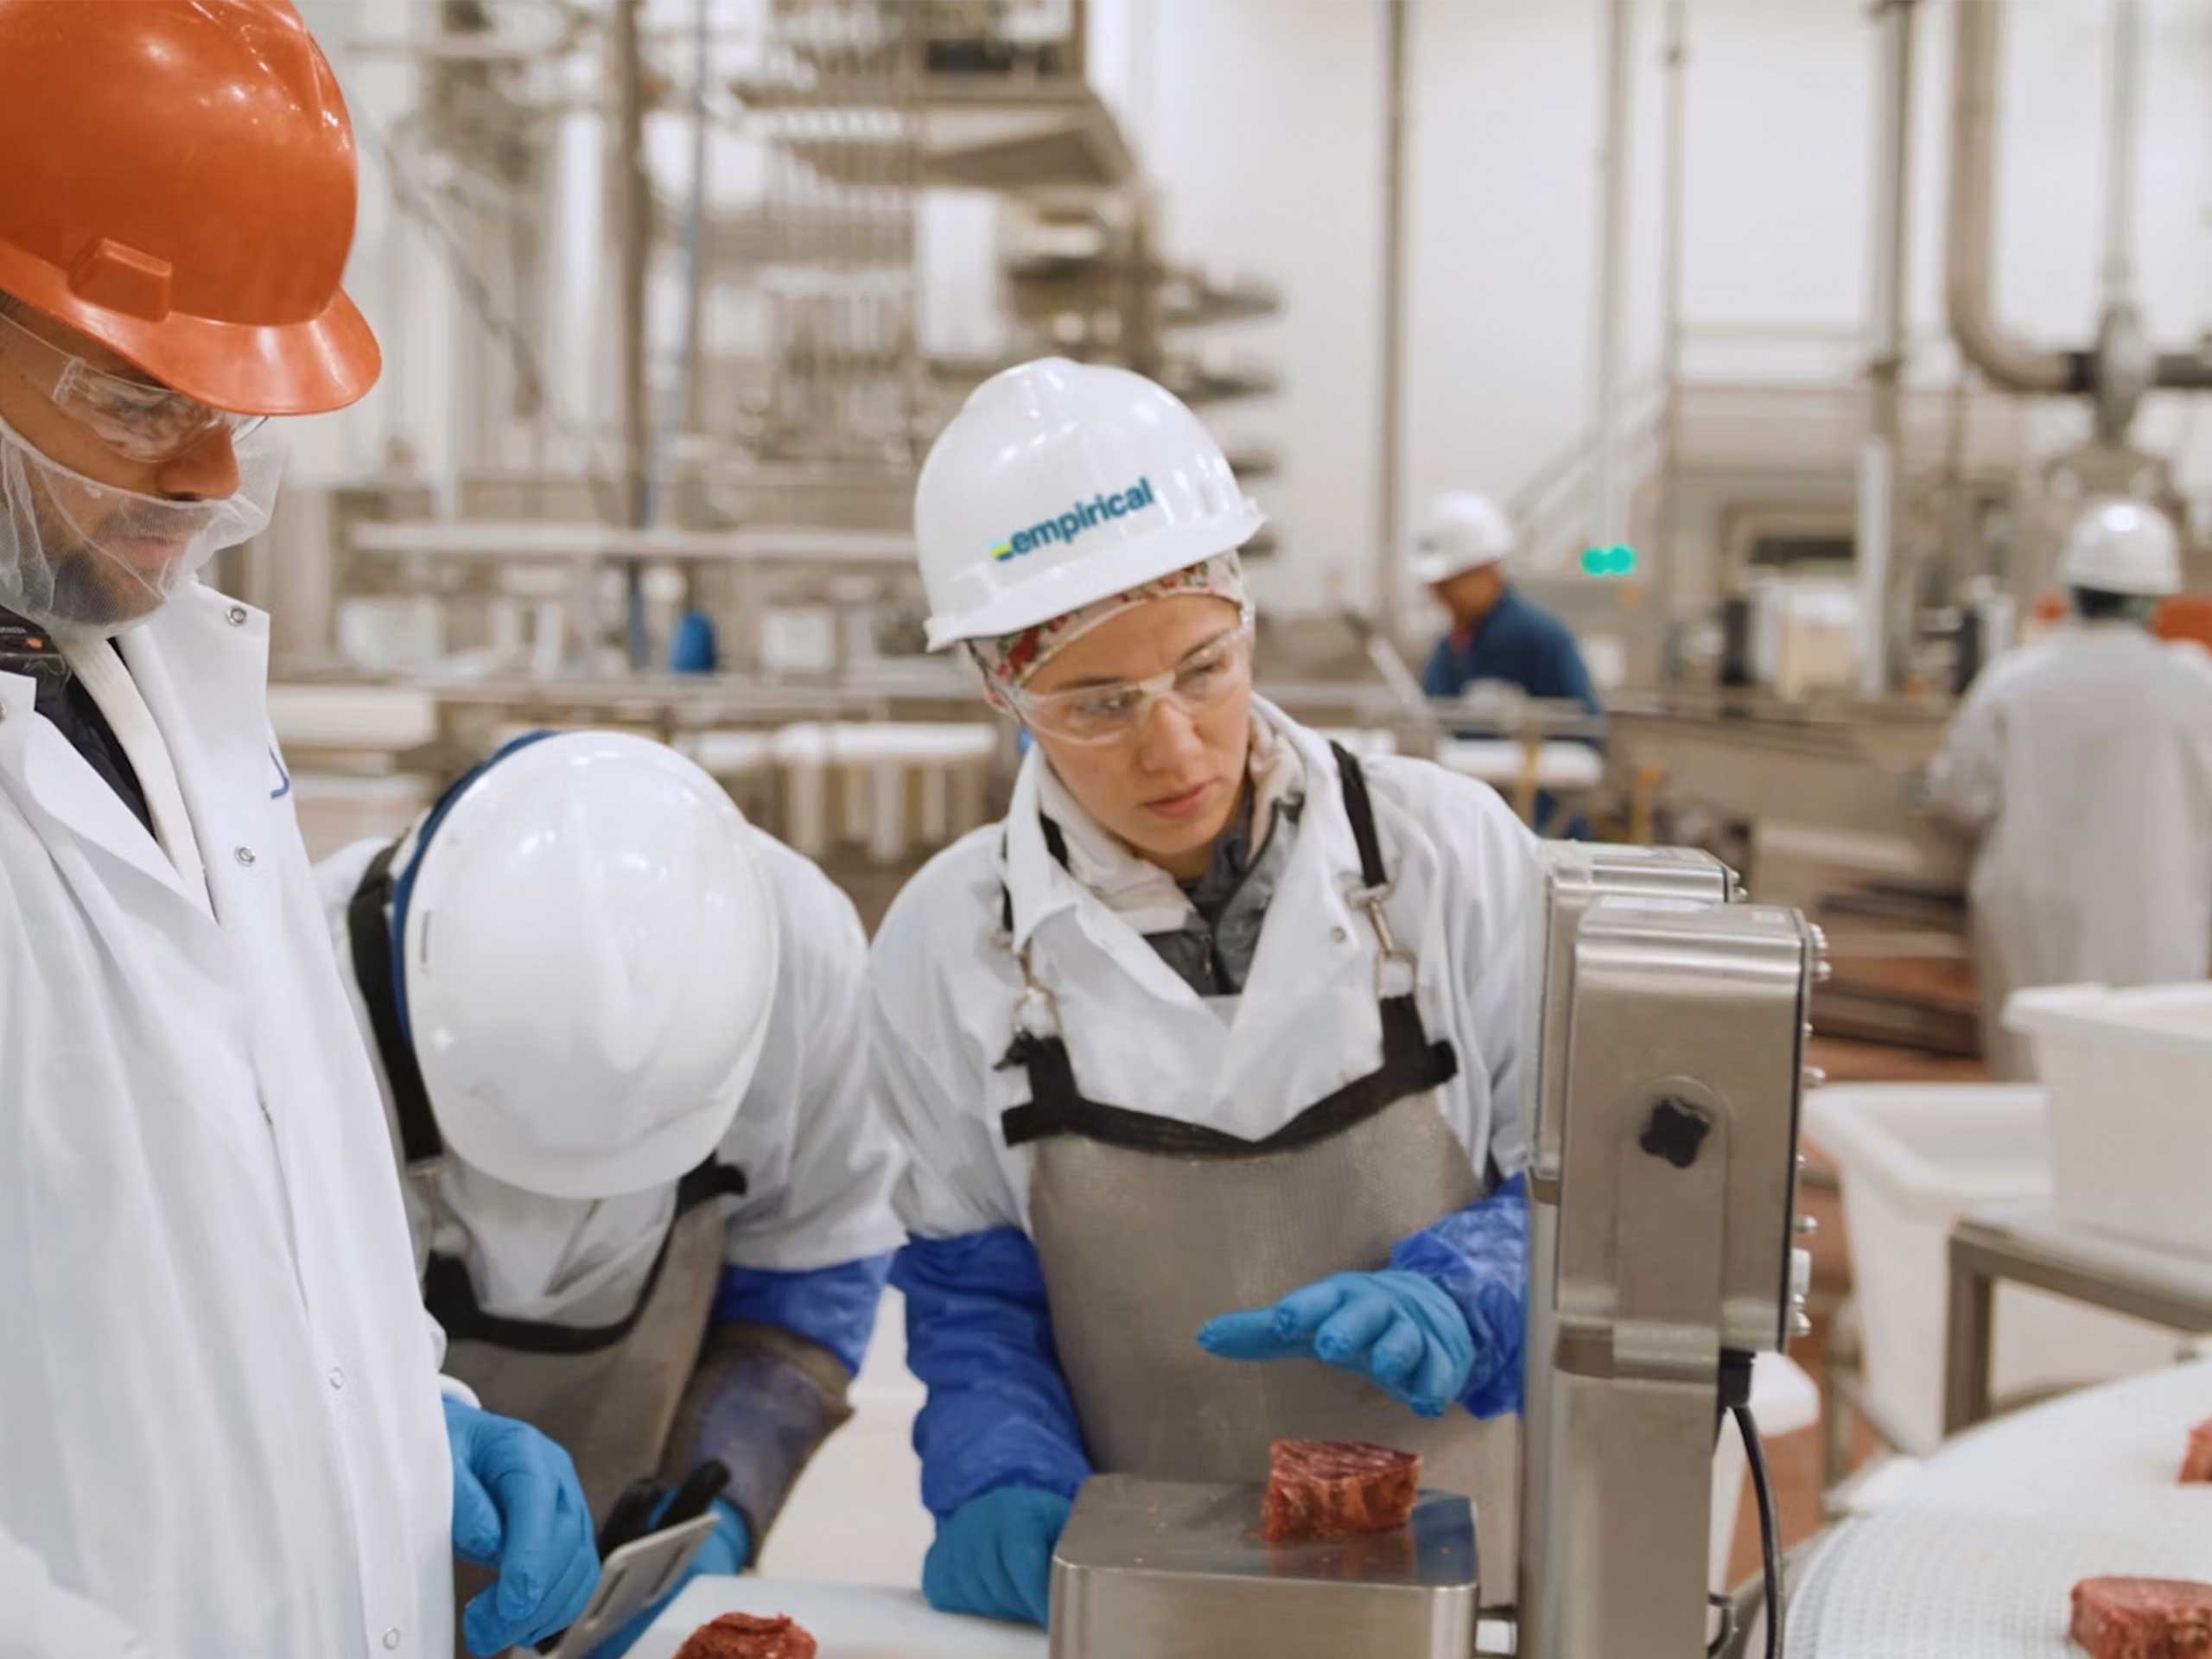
left=0, top=3, right=600, bottom=1656
left=1928, top=498, right=2212, bottom=1078
left=320, top=729, right=905, bottom=1655
left=871, top=358, right=1535, bottom=1628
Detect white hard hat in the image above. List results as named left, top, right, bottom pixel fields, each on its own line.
left=1409, top=492, right=1516, bottom=586
left=914, top=356, right=1266, bottom=648
left=2058, top=498, right=2183, bottom=597
left=391, top=731, right=779, bottom=1200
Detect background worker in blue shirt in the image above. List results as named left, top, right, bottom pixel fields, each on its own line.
left=1413, top=492, right=1603, bottom=834
left=1414, top=491, right=1600, bottom=715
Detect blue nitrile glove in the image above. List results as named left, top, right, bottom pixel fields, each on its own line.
left=585, top=1497, right=751, bottom=1658
left=922, top=1485, right=1071, bottom=1628
left=443, top=1397, right=602, bottom=1656
left=1197, top=1272, right=1478, bottom=1419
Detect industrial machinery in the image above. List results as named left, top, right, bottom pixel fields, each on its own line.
left=1519, top=844, right=1819, bottom=1659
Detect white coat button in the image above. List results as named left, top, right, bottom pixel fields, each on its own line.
left=327, top=1367, right=345, bottom=1390
left=1332, top=925, right=1350, bottom=944
left=226, top=605, right=249, bottom=626
left=234, top=846, right=256, bottom=867
left=383, top=1629, right=401, bottom=1650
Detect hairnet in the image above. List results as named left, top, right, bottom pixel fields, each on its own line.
left=0, top=404, right=283, bottom=635
left=966, top=550, right=1249, bottom=711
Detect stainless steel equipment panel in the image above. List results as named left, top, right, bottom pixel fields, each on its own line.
left=1049, top=1475, right=1478, bottom=1659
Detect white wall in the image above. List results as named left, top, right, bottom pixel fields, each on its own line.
left=1095, top=0, right=2212, bottom=616
left=301, top=0, right=2212, bottom=618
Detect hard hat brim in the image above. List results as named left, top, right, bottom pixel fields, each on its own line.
left=1411, top=547, right=1508, bottom=586
left=925, top=501, right=1266, bottom=650
left=0, top=246, right=383, bottom=416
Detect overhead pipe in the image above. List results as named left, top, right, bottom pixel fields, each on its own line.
left=1656, top=1, right=1687, bottom=646
left=1946, top=0, right=2212, bottom=428
left=1376, top=0, right=1410, bottom=638
left=1590, top=0, right=1635, bottom=549
left=1857, top=0, right=1916, bottom=697
left=611, top=0, right=652, bottom=665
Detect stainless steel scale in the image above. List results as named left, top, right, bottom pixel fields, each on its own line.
left=1048, top=844, right=1820, bottom=1657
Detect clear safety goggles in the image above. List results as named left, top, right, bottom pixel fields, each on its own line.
left=0, top=304, right=267, bottom=464
left=1009, top=621, right=1255, bottom=745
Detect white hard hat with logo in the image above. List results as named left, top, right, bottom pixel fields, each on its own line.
left=914, top=356, right=1266, bottom=647
left=1410, top=491, right=1516, bottom=586
left=391, top=730, right=779, bottom=1199
left=2058, top=498, right=2183, bottom=597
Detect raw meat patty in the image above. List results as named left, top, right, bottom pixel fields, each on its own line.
left=1259, top=1439, right=1421, bottom=1543
left=2069, top=1577, right=2212, bottom=1659
left=672, top=1611, right=819, bottom=1659
left=2181, top=1419, right=2212, bottom=1484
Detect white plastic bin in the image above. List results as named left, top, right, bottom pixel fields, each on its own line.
left=2007, top=983, right=2212, bottom=1258
left=1805, top=1084, right=2183, bottom=1456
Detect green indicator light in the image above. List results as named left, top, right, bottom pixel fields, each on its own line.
left=1583, top=544, right=1639, bottom=577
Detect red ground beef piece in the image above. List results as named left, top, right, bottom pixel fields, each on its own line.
left=2181, top=1419, right=2212, bottom=1484
left=672, top=1611, right=818, bottom=1659
left=1259, top=1439, right=1421, bottom=1543
left=2069, top=1578, right=2212, bottom=1659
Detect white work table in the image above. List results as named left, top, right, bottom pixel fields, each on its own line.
left=1789, top=1357, right=2212, bottom=1657
left=631, top=1578, right=1045, bottom=1658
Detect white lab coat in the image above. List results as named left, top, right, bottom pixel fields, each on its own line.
left=871, top=701, right=1537, bottom=1238
left=1929, top=621, right=2212, bottom=1077
left=317, top=828, right=906, bottom=1325
left=0, top=584, right=455, bottom=1659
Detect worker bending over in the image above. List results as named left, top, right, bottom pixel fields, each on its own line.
left=871, top=359, right=1534, bottom=1628
left=323, top=731, right=904, bottom=1654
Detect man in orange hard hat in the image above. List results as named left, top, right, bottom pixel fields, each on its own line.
left=0, top=5, right=600, bottom=1656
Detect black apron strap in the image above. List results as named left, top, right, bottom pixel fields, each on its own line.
left=998, top=741, right=1459, bottom=1155
left=1329, top=741, right=1389, bottom=890
left=426, top=1159, right=748, bottom=1356
left=346, top=840, right=444, bottom=1166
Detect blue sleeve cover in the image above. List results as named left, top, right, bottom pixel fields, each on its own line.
left=713, top=1253, right=894, bottom=1378
left=890, top=1229, right=1093, bottom=1520
left=1387, top=1175, right=1528, bottom=1420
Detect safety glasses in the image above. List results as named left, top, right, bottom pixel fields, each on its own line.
left=0, top=304, right=266, bottom=463
left=1010, top=621, right=1255, bottom=745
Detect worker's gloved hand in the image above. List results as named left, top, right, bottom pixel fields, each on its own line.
left=1196, top=1270, right=1477, bottom=1418
left=443, top=1397, right=602, bottom=1656
left=586, top=1497, right=752, bottom=1658
left=921, top=1485, right=1071, bottom=1628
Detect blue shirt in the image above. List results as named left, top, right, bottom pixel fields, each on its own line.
left=1421, top=586, right=1601, bottom=715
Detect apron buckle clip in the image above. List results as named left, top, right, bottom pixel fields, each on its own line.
left=1349, top=881, right=1417, bottom=1000
left=1013, top=944, right=1063, bottom=1042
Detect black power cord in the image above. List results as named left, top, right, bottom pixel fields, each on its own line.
left=1732, top=1402, right=1786, bottom=1659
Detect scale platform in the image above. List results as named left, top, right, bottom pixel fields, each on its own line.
left=1047, top=1474, right=1480, bottom=1658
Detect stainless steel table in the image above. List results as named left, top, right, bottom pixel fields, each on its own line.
left=1943, top=1202, right=2212, bottom=1433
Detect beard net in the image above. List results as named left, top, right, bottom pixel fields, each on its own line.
left=0, top=406, right=284, bottom=635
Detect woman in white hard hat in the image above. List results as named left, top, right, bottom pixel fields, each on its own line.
left=873, top=359, right=1536, bottom=1627
left=320, top=731, right=905, bottom=1654
left=1928, top=497, right=2212, bottom=1077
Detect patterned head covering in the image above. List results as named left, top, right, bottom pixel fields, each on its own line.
left=967, top=551, right=1249, bottom=711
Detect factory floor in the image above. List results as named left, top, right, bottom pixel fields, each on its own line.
left=1723, top=1034, right=1990, bottom=1592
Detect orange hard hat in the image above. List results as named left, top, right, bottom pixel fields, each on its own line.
left=0, top=0, right=381, bottom=416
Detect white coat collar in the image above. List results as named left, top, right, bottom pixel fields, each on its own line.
left=0, top=583, right=272, bottom=912
left=999, top=699, right=1368, bottom=972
